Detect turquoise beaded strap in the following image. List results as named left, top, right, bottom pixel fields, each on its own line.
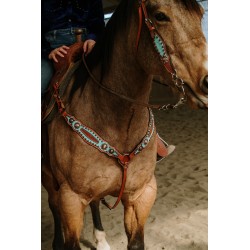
left=153, top=33, right=169, bottom=62
left=63, top=109, right=154, bottom=159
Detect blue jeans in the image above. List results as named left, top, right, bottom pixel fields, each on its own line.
left=41, top=27, right=87, bottom=96
left=41, top=57, right=54, bottom=95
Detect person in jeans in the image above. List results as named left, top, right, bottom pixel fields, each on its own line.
left=41, top=0, right=105, bottom=96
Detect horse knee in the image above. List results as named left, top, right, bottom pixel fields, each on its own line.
left=58, top=184, right=86, bottom=249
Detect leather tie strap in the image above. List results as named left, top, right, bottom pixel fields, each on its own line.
left=101, top=162, right=128, bottom=210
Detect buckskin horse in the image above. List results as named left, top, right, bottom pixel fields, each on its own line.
left=42, top=0, right=208, bottom=249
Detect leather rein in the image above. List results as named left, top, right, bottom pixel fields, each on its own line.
left=53, top=0, right=187, bottom=210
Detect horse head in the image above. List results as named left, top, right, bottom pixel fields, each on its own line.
left=133, top=0, right=208, bottom=109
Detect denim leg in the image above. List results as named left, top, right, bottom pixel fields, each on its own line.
left=42, top=28, right=87, bottom=96
left=41, top=57, right=54, bottom=96
left=45, top=28, right=87, bottom=49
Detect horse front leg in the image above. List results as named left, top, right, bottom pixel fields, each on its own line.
left=42, top=162, right=64, bottom=250
left=49, top=203, right=64, bottom=250
left=90, top=200, right=110, bottom=250
left=122, top=176, right=157, bottom=250
left=58, top=183, right=86, bottom=250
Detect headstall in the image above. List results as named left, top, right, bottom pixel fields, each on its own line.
left=53, top=0, right=187, bottom=209
left=136, top=0, right=187, bottom=109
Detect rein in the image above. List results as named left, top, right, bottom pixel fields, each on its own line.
left=82, top=56, right=184, bottom=110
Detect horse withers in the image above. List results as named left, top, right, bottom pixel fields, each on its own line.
left=42, top=0, right=207, bottom=249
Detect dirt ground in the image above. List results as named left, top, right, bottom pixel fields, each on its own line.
left=42, top=85, right=208, bottom=250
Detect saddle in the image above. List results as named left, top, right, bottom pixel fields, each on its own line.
left=41, top=42, right=174, bottom=161
left=41, top=42, right=84, bottom=123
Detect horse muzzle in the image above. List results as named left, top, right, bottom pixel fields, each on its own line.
left=184, top=78, right=208, bottom=109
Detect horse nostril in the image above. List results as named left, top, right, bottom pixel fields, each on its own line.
left=204, top=75, right=208, bottom=88
left=200, top=75, right=208, bottom=94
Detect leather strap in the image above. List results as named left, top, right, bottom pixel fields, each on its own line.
left=82, top=55, right=180, bottom=110
left=101, top=163, right=128, bottom=210
left=82, top=55, right=163, bottom=109
left=140, top=1, right=175, bottom=75
left=135, top=3, right=143, bottom=51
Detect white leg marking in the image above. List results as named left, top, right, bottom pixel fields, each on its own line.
left=94, top=229, right=110, bottom=250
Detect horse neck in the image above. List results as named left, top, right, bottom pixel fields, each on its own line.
left=99, top=48, right=152, bottom=110
left=93, top=7, right=152, bottom=112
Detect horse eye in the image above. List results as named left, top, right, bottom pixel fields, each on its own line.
left=154, top=12, right=170, bottom=22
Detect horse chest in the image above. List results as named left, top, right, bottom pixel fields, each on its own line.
left=64, top=151, right=155, bottom=198
left=50, top=115, right=157, bottom=198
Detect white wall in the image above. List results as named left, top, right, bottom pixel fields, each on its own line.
left=198, top=0, right=208, bottom=41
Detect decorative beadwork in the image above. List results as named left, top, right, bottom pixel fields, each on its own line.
left=63, top=109, right=154, bottom=160
left=64, top=115, right=120, bottom=158
left=153, top=34, right=169, bottom=62
left=101, top=143, right=108, bottom=150
left=134, top=109, right=155, bottom=155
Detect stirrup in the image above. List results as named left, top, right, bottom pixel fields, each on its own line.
left=156, top=133, right=175, bottom=162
